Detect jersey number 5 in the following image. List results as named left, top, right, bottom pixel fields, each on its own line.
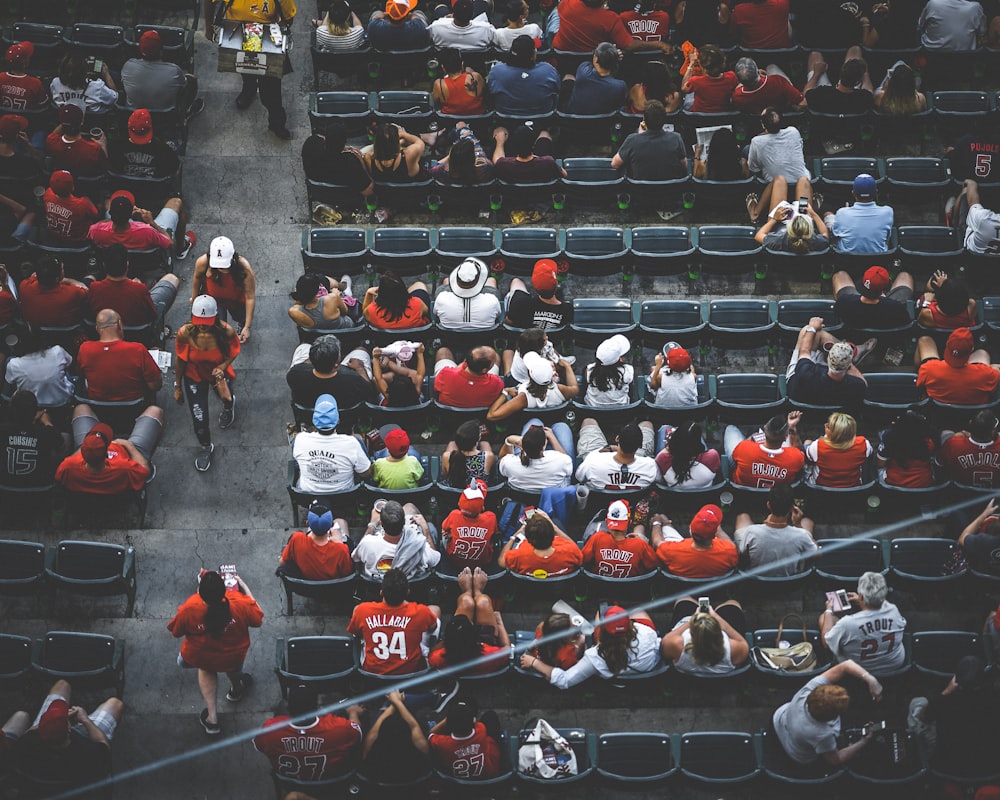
left=976, top=153, right=993, bottom=178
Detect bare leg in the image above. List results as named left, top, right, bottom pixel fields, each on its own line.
left=197, top=669, right=219, bottom=724
left=914, top=335, right=940, bottom=366
left=831, top=271, right=855, bottom=297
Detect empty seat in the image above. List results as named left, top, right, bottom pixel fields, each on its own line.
left=0, top=634, right=31, bottom=683
left=370, top=227, right=433, bottom=275
left=815, top=156, right=884, bottom=193
left=711, top=373, right=785, bottom=413
left=32, top=631, right=125, bottom=696
left=596, top=732, right=677, bottom=784
left=45, top=541, right=137, bottom=617
left=498, top=227, right=561, bottom=275
left=560, top=157, right=624, bottom=206
left=677, top=732, right=760, bottom=784
left=885, top=157, right=951, bottom=197
left=863, top=374, right=928, bottom=415
left=371, top=90, right=434, bottom=130
left=300, top=227, right=368, bottom=271
left=911, top=631, right=982, bottom=679
left=308, top=91, right=371, bottom=136
left=814, top=538, right=887, bottom=584
left=274, top=636, right=355, bottom=696
left=434, top=226, right=497, bottom=266
left=0, top=540, right=46, bottom=597
left=759, top=728, right=844, bottom=784
left=696, top=226, right=763, bottom=276
left=932, top=90, right=991, bottom=119
left=563, top=227, right=627, bottom=277
left=707, top=299, right=776, bottom=340
left=630, top=226, right=697, bottom=276
left=897, top=226, right=964, bottom=270
left=638, top=299, right=706, bottom=348
left=775, top=299, right=841, bottom=338
left=570, top=298, right=637, bottom=345
left=889, top=538, right=966, bottom=585
left=279, top=569, right=356, bottom=615
left=63, top=23, right=124, bottom=66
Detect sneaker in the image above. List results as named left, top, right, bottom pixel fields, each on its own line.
left=432, top=680, right=460, bottom=713
left=269, top=124, right=292, bottom=140
left=219, top=396, right=236, bottom=429
left=853, top=337, right=878, bottom=365
left=226, top=673, right=252, bottom=702
left=200, top=708, right=221, bottom=735
left=195, top=443, right=214, bottom=472
left=235, top=92, right=254, bottom=110
left=812, top=192, right=824, bottom=212
left=339, top=274, right=353, bottom=298
left=186, top=98, right=205, bottom=121
left=176, top=230, right=196, bottom=260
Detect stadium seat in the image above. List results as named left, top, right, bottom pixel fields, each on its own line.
left=595, top=732, right=677, bottom=785
left=356, top=767, right=434, bottom=797
left=691, top=175, right=757, bottom=217
left=512, top=630, right=548, bottom=682
left=108, top=170, right=180, bottom=220
left=630, top=226, right=698, bottom=277
left=300, top=228, right=368, bottom=272
left=750, top=625, right=831, bottom=681
left=638, top=299, right=706, bottom=350
left=31, top=631, right=125, bottom=696
left=814, top=538, right=888, bottom=585
left=0, top=483, right=59, bottom=527
left=274, top=636, right=355, bottom=697
left=562, top=227, right=628, bottom=277
left=581, top=566, right=658, bottom=602
left=556, top=109, right=622, bottom=149
left=369, top=45, right=434, bottom=86
left=272, top=769, right=357, bottom=800
left=808, top=110, right=873, bottom=151
left=695, top=226, right=763, bottom=276
left=706, top=299, right=777, bottom=343
left=430, top=177, right=496, bottom=219
left=0, top=540, right=46, bottom=598
left=306, top=176, right=366, bottom=212
left=498, top=227, right=561, bottom=276
left=876, top=475, right=953, bottom=509
left=814, top=156, right=885, bottom=195
left=1, top=22, right=64, bottom=73
left=72, top=391, right=148, bottom=439
left=775, top=299, right=841, bottom=340
left=63, top=470, right=152, bottom=530
left=759, top=728, right=844, bottom=784
left=570, top=298, right=638, bottom=347
left=863, top=373, right=928, bottom=418
left=885, top=157, right=951, bottom=201
left=44, top=541, right=137, bottom=617
left=0, top=634, right=32, bottom=684
left=371, top=90, right=434, bottom=130
left=911, top=631, right=983, bottom=679
left=435, top=730, right=514, bottom=787
left=370, top=227, right=433, bottom=276
left=659, top=566, right=737, bottom=596
left=506, top=568, right=582, bottom=601
left=310, top=31, right=371, bottom=85
left=676, top=731, right=760, bottom=784
left=847, top=731, right=926, bottom=786
left=125, top=23, right=193, bottom=68
left=560, top=157, right=625, bottom=209
left=625, top=168, right=692, bottom=213
left=889, top=538, right=966, bottom=587
left=287, top=460, right=361, bottom=527
left=711, top=373, right=785, bottom=414
left=513, top=727, right=595, bottom=786
left=896, top=225, right=964, bottom=271
left=279, top=568, right=356, bottom=616
left=63, top=23, right=124, bottom=66
left=932, top=90, right=992, bottom=139
left=435, top=227, right=498, bottom=268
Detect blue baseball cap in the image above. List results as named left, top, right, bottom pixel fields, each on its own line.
left=312, top=394, right=339, bottom=431
left=308, top=504, right=334, bottom=535
left=853, top=173, right=877, bottom=198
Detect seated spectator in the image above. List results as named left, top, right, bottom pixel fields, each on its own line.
left=0, top=190, right=34, bottom=248
left=360, top=690, right=431, bottom=783
left=575, top=420, right=658, bottom=490
left=0, top=44, right=48, bottom=147
left=652, top=504, right=738, bottom=577
left=500, top=328, right=570, bottom=385
left=428, top=568, right=510, bottom=673
left=873, top=61, right=926, bottom=114
left=611, top=100, right=687, bottom=180
left=805, top=412, right=872, bottom=487
left=3, top=336, right=74, bottom=408
left=785, top=320, right=869, bottom=410
left=582, top=499, right=657, bottom=577
left=89, top=245, right=179, bottom=330
left=428, top=695, right=503, bottom=778
left=491, top=124, right=566, bottom=183
left=753, top=176, right=829, bottom=251
left=655, top=421, right=721, bottom=489
left=734, top=484, right=817, bottom=576
left=120, top=30, right=201, bottom=117
left=953, top=179, right=1000, bottom=255
left=0, top=113, right=42, bottom=182
left=519, top=605, right=662, bottom=688
left=486, top=36, right=558, bottom=117
left=772, top=660, right=882, bottom=765
left=314, top=0, right=367, bottom=50
left=958, top=499, right=1000, bottom=573
left=487, top=351, right=577, bottom=419
left=819, top=571, right=907, bottom=672
left=277, top=504, right=353, bottom=581
left=731, top=56, right=804, bottom=114
left=300, top=120, right=373, bottom=195
left=288, top=273, right=356, bottom=332
left=45, top=104, right=108, bottom=177
left=77, top=309, right=162, bottom=402
left=43, top=170, right=98, bottom=245
left=917, top=327, right=1000, bottom=406
left=661, top=597, right=750, bottom=675
left=353, top=502, right=441, bottom=580
left=725, top=412, right=805, bottom=488
left=825, top=175, right=895, bottom=254
left=372, top=428, right=425, bottom=489
left=528, top=612, right=585, bottom=670
left=917, top=270, right=976, bottom=330
left=552, top=0, right=672, bottom=55
left=365, top=123, right=426, bottom=182
left=649, top=344, right=697, bottom=407
left=947, top=134, right=1000, bottom=182
left=504, top=259, right=572, bottom=330
left=497, top=424, right=573, bottom=491
left=433, top=257, right=502, bottom=330
left=287, top=334, right=376, bottom=411
left=564, top=43, right=627, bottom=115
left=18, top=256, right=88, bottom=328
left=833, top=265, right=913, bottom=330
left=722, top=0, right=791, bottom=48
left=110, top=109, right=182, bottom=188
left=429, top=0, right=494, bottom=49
left=876, top=408, right=936, bottom=489
left=442, top=420, right=496, bottom=487
left=49, top=53, right=118, bottom=113
left=363, top=271, right=430, bottom=330
left=88, top=189, right=185, bottom=256
left=367, top=0, right=430, bottom=50
left=0, top=390, right=63, bottom=488
left=626, top=59, right=682, bottom=114
left=434, top=345, right=504, bottom=408
left=747, top=108, right=810, bottom=205
left=372, top=340, right=425, bottom=407
left=499, top=508, right=581, bottom=576
left=440, top=480, right=498, bottom=568
left=621, top=0, right=671, bottom=45
left=583, top=334, right=634, bottom=407
left=253, top=685, right=362, bottom=779
left=681, top=44, right=737, bottom=112
left=429, top=123, right=494, bottom=184
left=493, top=0, right=542, bottom=51
left=56, top=406, right=162, bottom=494
left=348, top=568, right=440, bottom=674
left=938, top=410, right=1000, bottom=488
left=919, top=0, right=986, bottom=50
left=291, top=394, right=372, bottom=493
left=432, top=48, right=486, bottom=115
left=803, top=49, right=874, bottom=114
left=13, top=680, right=123, bottom=793
left=693, top=126, right=749, bottom=180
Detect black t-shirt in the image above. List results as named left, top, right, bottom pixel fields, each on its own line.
left=0, top=421, right=62, bottom=487
left=14, top=731, right=112, bottom=790
left=109, top=137, right=179, bottom=179
left=950, top=133, right=1000, bottom=182
left=505, top=291, right=573, bottom=330
left=805, top=85, right=874, bottom=115
left=286, top=363, right=376, bottom=409
left=301, top=135, right=372, bottom=191
left=834, top=294, right=911, bottom=330
left=928, top=687, right=1000, bottom=775
left=786, top=357, right=866, bottom=408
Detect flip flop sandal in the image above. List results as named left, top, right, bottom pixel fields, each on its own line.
left=746, top=192, right=760, bottom=223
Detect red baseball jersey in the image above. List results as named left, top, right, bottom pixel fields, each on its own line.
left=731, top=439, right=804, bottom=488
left=441, top=508, right=497, bottom=567
left=940, top=433, right=1000, bottom=488
left=581, top=531, right=657, bottom=578
left=429, top=722, right=502, bottom=778
left=253, top=714, right=361, bottom=779
left=347, top=600, right=438, bottom=675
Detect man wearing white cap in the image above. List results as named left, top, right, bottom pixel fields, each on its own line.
left=432, top=257, right=502, bottom=330
left=581, top=499, right=657, bottom=578
left=190, top=235, right=258, bottom=343
left=584, top=334, right=634, bottom=407
left=575, top=420, right=659, bottom=490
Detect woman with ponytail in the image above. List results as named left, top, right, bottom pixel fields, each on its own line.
left=167, top=570, right=263, bottom=735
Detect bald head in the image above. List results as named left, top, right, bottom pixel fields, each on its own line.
left=467, top=346, right=498, bottom=375
left=96, top=309, right=123, bottom=341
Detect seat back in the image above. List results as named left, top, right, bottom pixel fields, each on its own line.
left=697, top=225, right=762, bottom=256
left=498, top=227, right=561, bottom=273
left=639, top=300, right=705, bottom=339
left=0, top=540, right=46, bottom=594
left=435, top=226, right=497, bottom=262
left=571, top=298, right=635, bottom=331
left=678, top=732, right=759, bottom=783
left=713, top=373, right=782, bottom=408
left=759, top=728, right=844, bottom=783
left=596, top=732, right=676, bottom=782
left=309, top=91, right=371, bottom=135
left=890, top=538, right=962, bottom=580
left=911, top=631, right=982, bottom=678
left=776, top=299, right=840, bottom=334
left=35, top=631, right=119, bottom=679
left=302, top=227, right=368, bottom=266
left=50, top=541, right=128, bottom=583
left=4, top=23, right=65, bottom=73
left=370, top=227, right=433, bottom=263
left=0, top=634, right=32, bottom=679
left=283, top=636, right=355, bottom=679
left=814, top=538, right=886, bottom=582
left=708, top=299, right=774, bottom=332
left=564, top=227, right=627, bottom=260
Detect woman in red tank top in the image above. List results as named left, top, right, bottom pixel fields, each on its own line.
left=917, top=270, right=977, bottom=330
left=191, top=235, right=257, bottom=343
left=431, top=49, right=486, bottom=116
left=805, top=412, right=873, bottom=488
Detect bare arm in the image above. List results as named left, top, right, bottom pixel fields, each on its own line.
left=239, top=260, right=256, bottom=341
left=959, top=499, right=998, bottom=547
left=112, top=437, right=150, bottom=470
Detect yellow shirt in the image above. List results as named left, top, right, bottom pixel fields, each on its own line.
left=221, top=0, right=296, bottom=23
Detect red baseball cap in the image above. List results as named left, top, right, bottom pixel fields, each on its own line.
left=0, top=114, right=28, bottom=141
left=860, top=265, right=890, bottom=298
left=666, top=346, right=691, bottom=372
left=37, top=699, right=70, bottom=743
left=689, top=504, right=722, bottom=539
left=944, top=327, right=975, bottom=368
left=80, top=422, right=114, bottom=466
left=601, top=605, right=630, bottom=636
left=49, top=170, right=74, bottom=196
left=383, top=427, right=410, bottom=458
left=5, top=41, right=33, bottom=67
left=531, top=259, right=559, bottom=292
left=139, top=30, right=162, bottom=58
left=127, top=108, right=153, bottom=145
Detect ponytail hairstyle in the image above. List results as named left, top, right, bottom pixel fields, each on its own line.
left=198, top=571, right=232, bottom=639
left=597, top=621, right=638, bottom=676
left=448, top=419, right=480, bottom=487
left=684, top=611, right=725, bottom=665
left=786, top=214, right=816, bottom=255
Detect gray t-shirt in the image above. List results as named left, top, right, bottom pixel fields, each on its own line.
left=747, top=126, right=810, bottom=183
left=824, top=602, right=907, bottom=673
left=615, top=129, right=687, bottom=180
left=734, top=522, right=817, bottom=576
left=120, top=58, right=186, bottom=110
left=773, top=675, right=840, bottom=764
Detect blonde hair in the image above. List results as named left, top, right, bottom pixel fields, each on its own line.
left=683, top=612, right=725, bottom=665
left=824, top=412, right=857, bottom=449
left=786, top=214, right=815, bottom=255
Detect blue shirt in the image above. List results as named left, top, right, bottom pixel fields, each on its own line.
left=367, top=18, right=429, bottom=51
left=831, top=201, right=894, bottom=254
left=566, top=62, right=627, bottom=115
left=487, top=62, right=559, bottom=116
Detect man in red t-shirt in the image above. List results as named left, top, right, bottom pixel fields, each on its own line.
left=253, top=685, right=363, bottom=780
left=917, top=327, right=1000, bottom=406
left=498, top=511, right=583, bottom=577
left=724, top=0, right=791, bottom=49
left=728, top=412, right=805, bottom=488
left=652, top=504, right=738, bottom=578
left=88, top=190, right=180, bottom=253
left=43, top=170, right=98, bottom=244
left=347, top=569, right=440, bottom=675
left=552, top=0, right=672, bottom=55
left=18, top=255, right=89, bottom=327
left=0, top=43, right=48, bottom=112
left=582, top=499, right=657, bottom=578
left=45, top=104, right=108, bottom=177
left=428, top=698, right=502, bottom=779
left=88, top=244, right=179, bottom=328
left=939, top=410, right=1000, bottom=488
left=440, top=480, right=498, bottom=568
left=77, top=309, right=162, bottom=402
left=434, top=346, right=504, bottom=408
left=55, top=408, right=162, bottom=495
left=731, top=56, right=804, bottom=113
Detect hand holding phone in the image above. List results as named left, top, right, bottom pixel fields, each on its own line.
left=698, top=596, right=710, bottom=613
left=826, top=589, right=851, bottom=612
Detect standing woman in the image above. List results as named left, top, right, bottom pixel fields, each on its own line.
left=191, top=235, right=257, bottom=343
left=174, top=296, right=241, bottom=472
left=167, top=570, right=263, bottom=736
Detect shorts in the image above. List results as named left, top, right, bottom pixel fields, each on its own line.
left=785, top=350, right=825, bottom=381
left=149, top=277, right=178, bottom=317
left=177, top=653, right=245, bottom=673
left=576, top=421, right=654, bottom=460
left=12, top=221, right=33, bottom=243
left=411, top=288, right=431, bottom=309
left=154, top=207, right=179, bottom=238
left=72, top=412, right=162, bottom=461
left=835, top=284, right=913, bottom=303
left=344, top=347, right=373, bottom=380
left=34, top=693, right=117, bottom=742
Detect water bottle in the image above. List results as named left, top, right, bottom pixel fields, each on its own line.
left=610, top=121, right=623, bottom=144
left=564, top=409, right=576, bottom=432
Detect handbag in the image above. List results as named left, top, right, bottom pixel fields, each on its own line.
left=751, top=614, right=817, bottom=673
left=517, top=718, right=578, bottom=779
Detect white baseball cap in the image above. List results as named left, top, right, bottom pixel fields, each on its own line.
left=191, top=294, right=218, bottom=325
left=523, top=351, right=554, bottom=385
left=209, top=236, right=235, bottom=269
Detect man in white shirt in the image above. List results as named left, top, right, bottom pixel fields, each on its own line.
left=919, top=0, right=986, bottom=50
left=291, top=394, right=371, bottom=493
left=428, top=0, right=495, bottom=49
left=820, top=571, right=907, bottom=674
left=951, top=179, right=1000, bottom=254
left=352, top=499, right=441, bottom=579
left=432, top=257, right=502, bottom=330
left=575, top=421, right=659, bottom=490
